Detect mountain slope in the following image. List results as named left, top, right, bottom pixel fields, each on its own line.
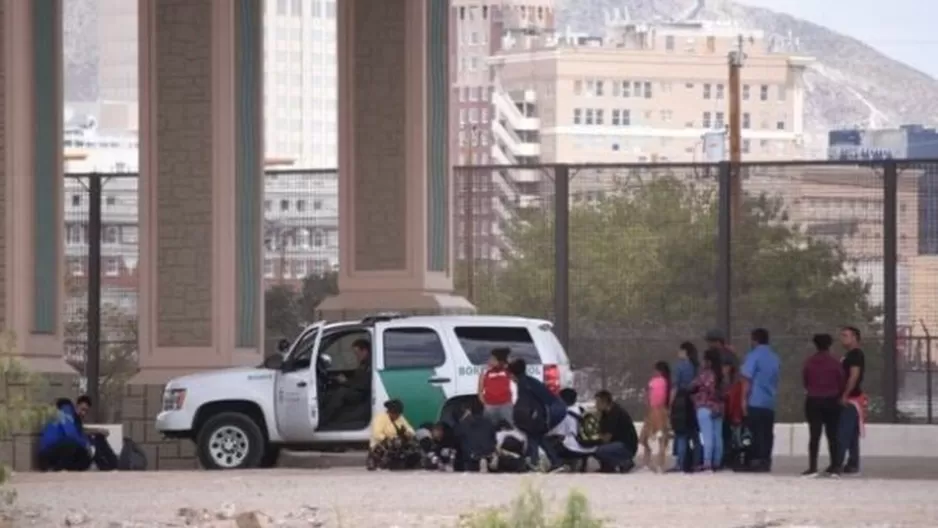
left=556, top=0, right=938, bottom=146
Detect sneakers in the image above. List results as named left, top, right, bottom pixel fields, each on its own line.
left=800, top=468, right=818, bottom=477
left=842, top=466, right=861, bottom=477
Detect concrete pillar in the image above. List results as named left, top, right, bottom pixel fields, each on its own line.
left=0, top=0, right=70, bottom=373
left=319, top=0, right=473, bottom=319
left=134, top=0, right=264, bottom=384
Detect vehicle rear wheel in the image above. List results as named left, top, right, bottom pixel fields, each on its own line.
left=259, top=444, right=282, bottom=468
left=196, top=412, right=264, bottom=470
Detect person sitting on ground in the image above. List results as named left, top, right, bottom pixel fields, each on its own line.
left=367, top=399, right=421, bottom=471
left=547, top=388, right=598, bottom=471
left=488, top=420, right=528, bottom=473
left=508, top=358, right=566, bottom=472
left=37, top=399, right=93, bottom=471
left=478, top=347, right=514, bottom=426
left=593, top=390, right=638, bottom=473
left=416, top=421, right=458, bottom=470
left=639, top=362, right=671, bottom=472
left=454, top=399, right=497, bottom=472
left=72, top=395, right=119, bottom=471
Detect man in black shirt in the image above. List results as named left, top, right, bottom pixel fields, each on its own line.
left=833, top=326, right=866, bottom=476
left=592, top=390, right=637, bottom=473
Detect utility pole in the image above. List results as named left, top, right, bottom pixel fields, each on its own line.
left=728, top=35, right=746, bottom=226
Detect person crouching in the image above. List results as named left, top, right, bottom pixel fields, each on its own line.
left=367, top=399, right=421, bottom=471
left=455, top=399, right=497, bottom=472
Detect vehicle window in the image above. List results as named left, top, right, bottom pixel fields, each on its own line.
left=455, top=326, right=542, bottom=365
left=383, top=327, right=446, bottom=369
left=320, top=330, right=371, bottom=370
left=287, top=329, right=320, bottom=370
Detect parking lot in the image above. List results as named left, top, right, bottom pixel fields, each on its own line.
left=9, top=457, right=938, bottom=527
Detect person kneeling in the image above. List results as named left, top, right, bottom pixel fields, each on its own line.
left=367, top=399, right=421, bottom=471
left=416, top=421, right=458, bottom=471
left=455, top=400, right=497, bottom=472
left=488, top=421, right=528, bottom=473
left=37, top=399, right=93, bottom=472
left=593, top=390, right=638, bottom=473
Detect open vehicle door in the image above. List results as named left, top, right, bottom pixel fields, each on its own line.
left=275, top=321, right=326, bottom=442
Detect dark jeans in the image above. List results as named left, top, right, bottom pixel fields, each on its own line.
left=37, top=441, right=92, bottom=472
left=720, top=418, right=733, bottom=468
left=835, top=403, right=860, bottom=471
left=746, top=407, right=775, bottom=469
left=526, top=433, right=559, bottom=468
left=593, top=442, right=634, bottom=472
left=805, top=397, right=840, bottom=471
left=320, top=386, right=367, bottom=425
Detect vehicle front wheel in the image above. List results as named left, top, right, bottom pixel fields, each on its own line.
left=196, top=412, right=265, bottom=470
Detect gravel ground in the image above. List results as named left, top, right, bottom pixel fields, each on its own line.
left=8, top=462, right=938, bottom=528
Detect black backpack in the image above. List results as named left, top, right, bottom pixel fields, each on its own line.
left=118, top=437, right=148, bottom=471
left=568, top=409, right=602, bottom=447
left=512, top=387, right=548, bottom=436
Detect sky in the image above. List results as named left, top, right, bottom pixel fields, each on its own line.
left=737, top=0, right=937, bottom=78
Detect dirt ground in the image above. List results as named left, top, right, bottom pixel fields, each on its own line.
left=8, top=457, right=938, bottom=527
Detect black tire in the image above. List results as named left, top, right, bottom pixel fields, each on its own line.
left=195, top=412, right=265, bottom=470
left=259, top=444, right=282, bottom=468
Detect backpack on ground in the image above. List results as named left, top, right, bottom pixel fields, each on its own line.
left=512, top=388, right=548, bottom=436
left=568, top=409, right=602, bottom=447
left=118, top=437, right=148, bottom=471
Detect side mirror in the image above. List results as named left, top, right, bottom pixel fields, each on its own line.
left=320, top=354, right=333, bottom=368
left=263, top=354, right=285, bottom=370
left=276, top=339, right=290, bottom=352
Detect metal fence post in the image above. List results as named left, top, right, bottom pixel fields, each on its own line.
left=86, top=173, right=103, bottom=422
left=717, top=162, right=732, bottom=340
left=553, top=164, right=570, bottom=350
left=927, top=335, right=934, bottom=425
left=464, top=169, right=475, bottom=303
left=883, top=161, right=898, bottom=422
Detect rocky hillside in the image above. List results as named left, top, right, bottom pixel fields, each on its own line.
left=557, top=0, right=938, bottom=151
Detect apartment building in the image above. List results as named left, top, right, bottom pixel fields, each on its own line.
left=489, top=18, right=813, bottom=167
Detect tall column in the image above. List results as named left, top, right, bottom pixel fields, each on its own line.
left=135, top=0, right=263, bottom=383
left=319, top=0, right=473, bottom=319
left=0, top=0, right=70, bottom=373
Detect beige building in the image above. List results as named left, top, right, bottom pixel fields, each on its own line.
left=488, top=19, right=814, bottom=166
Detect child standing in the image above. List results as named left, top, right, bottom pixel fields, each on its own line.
left=640, top=361, right=671, bottom=472
left=478, top=347, right=513, bottom=425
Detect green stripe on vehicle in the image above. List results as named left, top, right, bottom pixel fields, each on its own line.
left=379, top=369, right=447, bottom=426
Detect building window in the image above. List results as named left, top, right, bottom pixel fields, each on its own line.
left=621, top=110, right=631, bottom=126
left=621, top=81, right=631, bottom=97
left=716, top=84, right=725, bottom=100
left=71, top=194, right=81, bottom=207
left=105, top=195, right=116, bottom=207
left=313, top=200, right=323, bottom=211
left=703, top=83, right=711, bottom=99
left=313, top=230, right=325, bottom=247
left=760, top=85, right=769, bottom=101
left=103, top=226, right=119, bottom=244
left=296, top=200, right=306, bottom=212
left=742, top=113, right=751, bottom=129
left=715, top=112, right=725, bottom=128
left=611, top=109, right=620, bottom=126
left=573, top=80, right=583, bottom=95
left=584, top=109, right=594, bottom=125
left=743, top=84, right=750, bottom=100
left=702, top=112, right=712, bottom=128
left=595, top=109, right=604, bottom=125
left=644, top=82, right=652, bottom=98
left=633, top=81, right=643, bottom=98
left=66, top=225, right=83, bottom=245
left=573, top=108, right=582, bottom=124
left=742, top=139, right=751, bottom=154
left=105, top=258, right=120, bottom=277
left=280, top=199, right=289, bottom=211
left=777, top=120, right=786, bottom=130
left=666, top=35, right=675, bottom=51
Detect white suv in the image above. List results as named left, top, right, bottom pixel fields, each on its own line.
left=155, top=314, right=573, bottom=470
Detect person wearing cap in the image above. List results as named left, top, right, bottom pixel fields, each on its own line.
left=705, top=329, right=739, bottom=469
left=367, top=399, right=420, bottom=470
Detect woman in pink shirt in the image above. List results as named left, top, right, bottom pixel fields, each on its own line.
left=640, top=361, right=671, bottom=471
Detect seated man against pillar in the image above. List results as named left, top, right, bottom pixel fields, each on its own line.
left=37, top=396, right=118, bottom=471
left=319, top=339, right=372, bottom=427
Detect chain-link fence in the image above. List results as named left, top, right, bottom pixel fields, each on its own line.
left=455, top=160, right=938, bottom=422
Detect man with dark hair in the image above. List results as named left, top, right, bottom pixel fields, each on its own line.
left=508, top=358, right=565, bottom=471
left=321, top=339, right=372, bottom=426
left=37, top=399, right=93, bottom=471
left=833, top=326, right=866, bottom=477
left=592, top=390, right=637, bottom=473
left=739, top=328, right=780, bottom=472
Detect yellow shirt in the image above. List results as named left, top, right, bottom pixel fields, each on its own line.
left=370, top=412, right=415, bottom=448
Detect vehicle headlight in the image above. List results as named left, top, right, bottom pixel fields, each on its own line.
left=162, top=387, right=187, bottom=411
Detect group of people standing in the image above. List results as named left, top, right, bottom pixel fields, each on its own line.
left=665, top=326, right=867, bottom=477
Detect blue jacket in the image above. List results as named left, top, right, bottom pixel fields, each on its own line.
left=38, top=403, right=89, bottom=453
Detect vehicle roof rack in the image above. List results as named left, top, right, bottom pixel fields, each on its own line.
left=360, top=312, right=408, bottom=325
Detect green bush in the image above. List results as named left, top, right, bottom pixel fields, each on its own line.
left=460, top=484, right=604, bottom=528
left=0, top=331, right=55, bottom=484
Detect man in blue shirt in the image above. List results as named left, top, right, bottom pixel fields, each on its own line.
left=739, top=328, right=780, bottom=472
left=38, top=399, right=93, bottom=471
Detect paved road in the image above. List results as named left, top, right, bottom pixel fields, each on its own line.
left=282, top=451, right=938, bottom=480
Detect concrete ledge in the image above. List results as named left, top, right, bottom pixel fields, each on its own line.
left=633, top=421, right=938, bottom=458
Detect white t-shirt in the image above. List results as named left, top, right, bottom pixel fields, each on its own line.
left=549, top=405, right=596, bottom=454
left=496, top=429, right=527, bottom=453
